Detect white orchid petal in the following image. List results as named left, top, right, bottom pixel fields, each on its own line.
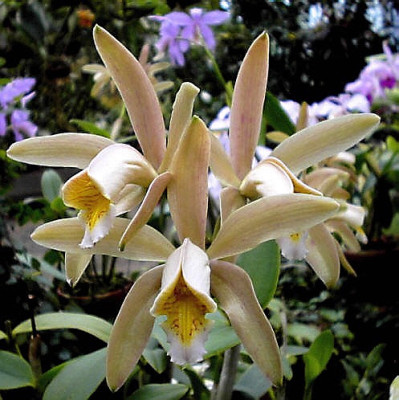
left=150, top=239, right=216, bottom=365
left=334, top=203, right=366, bottom=228
left=94, top=26, right=166, bottom=169
left=31, top=217, right=174, bottom=261
left=272, top=114, right=380, bottom=174
left=277, top=232, right=309, bottom=260
left=326, top=220, right=361, bottom=252
left=107, top=265, right=164, bottom=391
left=306, top=224, right=340, bottom=287
left=160, top=82, right=200, bottom=172
left=65, top=253, right=92, bottom=286
left=210, top=260, right=282, bottom=385
left=7, top=133, right=113, bottom=169
left=230, top=32, right=269, bottom=179
left=88, top=143, right=157, bottom=199
left=207, top=194, right=339, bottom=260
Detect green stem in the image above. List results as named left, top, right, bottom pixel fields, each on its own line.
left=214, top=345, right=241, bottom=400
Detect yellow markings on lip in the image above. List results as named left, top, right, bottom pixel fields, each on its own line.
left=289, top=232, right=302, bottom=242
left=63, top=171, right=111, bottom=230
left=154, top=274, right=212, bottom=346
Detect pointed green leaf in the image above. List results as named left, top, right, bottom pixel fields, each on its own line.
left=70, top=119, right=111, bottom=138
left=272, top=113, right=380, bottom=175
left=237, top=240, right=280, bottom=308
left=127, top=384, right=189, bottom=400
left=264, top=92, right=296, bottom=135
left=304, top=330, right=334, bottom=388
left=41, top=169, right=63, bottom=202
left=0, top=351, right=34, bottom=389
left=13, top=312, right=112, bottom=343
left=234, top=364, right=273, bottom=399
left=43, top=348, right=106, bottom=400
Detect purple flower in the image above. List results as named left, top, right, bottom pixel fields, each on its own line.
left=10, top=109, right=38, bottom=141
left=0, top=78, right=36, bottom=108
left=150, top=8, right=229, bottom=65
left=0, top=113, right=6, bottom=136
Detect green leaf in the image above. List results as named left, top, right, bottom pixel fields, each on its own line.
left=43, top=348, right=106, bottom=400
left=127, top=384, right=189, bottom=400
left=237, top=240, right=280, bottom=308
left=37, top=362, right=69, bottom=393
left=142, top=338, right=167, bottom=374
left=205, top=311, right=240, bottom=357
left=0, top=351, right=35, bottom=389
left=70, top=119, right=111, bottom=138
left=41, top=169, right=63, bottom=202
left=234, top=364, right=272, bottom=399
left=304, top=330, right=334, bottom=388
left=13, top=312, right=112, bottom=343
left=0, top=331, right=7, bottom=341
left=264, top=92, right=296, bottom=135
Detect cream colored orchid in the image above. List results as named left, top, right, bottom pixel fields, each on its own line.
left=7, top=26, right=199, bottom=275
left=28, top=113, right=341, bottom=390
left=209, top=32, right=380, bottom=223
left=276, top=166, right=368, bottom=287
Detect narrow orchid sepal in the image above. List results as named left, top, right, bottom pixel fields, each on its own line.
left=207, top=193, right=339, bottom=260
left=168, top=117, right=210, bottom=249
left=151, top=239, right=217, bottom=365
left=6, top=133, right=114, bottom=169
left=106, top=265, right=164, bottom=391
left=119, top=172, right=172, bottom=250
left=93, top=25, right=166, bottom=169
left=220, top=186, right=246, bottom=223
left=210, top=259, right=283, bottom=385
left=326, top=220, right=361, bottom=252
left=272, top=113, right=380, bottom=175
left=31, top=217, right=175, bottom=262
left=306, top=224, right=340, bottom=287
left=229, top=32, right=269, bottom=179
left=65, top=253, right=92, bottom=287
left=159, top=82, right=200, bottom=173
left=209, top=132, right=241, bottom=188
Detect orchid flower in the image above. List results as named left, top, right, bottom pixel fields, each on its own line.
left=209, top=31, right=380, bottom=233
left=7, top=26, right=199, bottom=278
left=277, top=166, right=368, bottom=286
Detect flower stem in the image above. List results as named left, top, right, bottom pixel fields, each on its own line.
left=214, top=345, right=241, bottom=400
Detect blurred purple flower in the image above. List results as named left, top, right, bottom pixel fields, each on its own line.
left=0, top=78, right=36, bottom=108
left=10, top=109, right=38, bottom=141
left=150, top=8, right=229, bottom=65
left=0, top=113, right=6, bottom=136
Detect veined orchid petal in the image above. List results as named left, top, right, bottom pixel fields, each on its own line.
left=87, top=143, right=158, bottom=198
left=114, top=184, right=146, bottom=215
left=151, top=239, right=217, bottom=365
left=306, top=224, right=340, bottom=287
left=65, top=253, right=92, bottom=287
left=159, top=82, right=200, bottom=172
left=119, top=172, right=172, bottom=250
left=7, top=133, right=113, bottom=169
left=168, top=117, right=210, bottom=249
left=209, top=132, right=241, bottom=188
left=271, top=113, right=380, bottom=175
left=207, top=194, right=339, bottom=260
left=334, top=203, right=366, bottom=228
left=220, top=186, right=246, bottom=223
left=304, top=167, right=350, bottom=191
left=229, top=32, right=269, bottom=179
left=210, top=260, right=282, bottom=385
left=93, top=25, right=166, bottom=169
left=107, top=265, right=164, bottom=391
left=31, top=217, right=175, bottom=261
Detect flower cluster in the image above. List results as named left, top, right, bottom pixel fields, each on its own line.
left=7, top=26, right=379, bottom=392
left=0, top=78, right=38, bottom=142
left=149, top=8, right=229, bottom=66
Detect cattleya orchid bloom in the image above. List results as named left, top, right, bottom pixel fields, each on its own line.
left=277, top=165, right=368, bottom=287
left=29, top=114, right=340, bottom=392
left=7, top=26, right=200, bottom=277
left=210, top=32, right=380, bottom=217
